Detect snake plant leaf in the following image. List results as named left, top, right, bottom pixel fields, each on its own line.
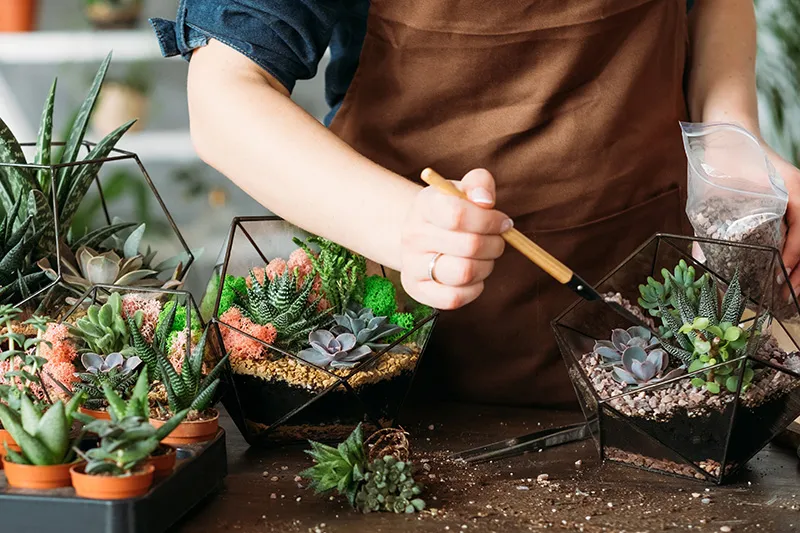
left=27, top=189, right=56, bottom=253
left=54, top=52, right=112, bottom=200
left=0, top=118, right=37, bottom=213
left=35, top=78, right=57, bottom=191
left=59, top=118, right=137, bottom=228
left=35, top=401, right=68, bottom=461
left=20, top=395, right=41, bottom=436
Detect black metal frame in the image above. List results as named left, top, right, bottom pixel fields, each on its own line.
left=208, top=216, right=439, bottom=446
left=551, top=233, right=800, bottom=484
left=0, top=141, right=194, bottom=312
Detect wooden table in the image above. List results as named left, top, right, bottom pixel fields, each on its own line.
left=172, top=404, right=800, bottom=533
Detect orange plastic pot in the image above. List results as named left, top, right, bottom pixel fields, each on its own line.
left=0, top=0, right=37, bottom=32
left=147, top=444, right=176, bottom=479
left=71, top=463, right=154, bottom=500
left=0, top=428, right=21, bottom=453
left=80, top=406, right=111, bottom=420
left=2, top=457, right=78, bottom=489
left=150, top=410, right=219, bottom=446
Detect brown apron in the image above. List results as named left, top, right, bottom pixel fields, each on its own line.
left=330, top=0, right=690, bottom=406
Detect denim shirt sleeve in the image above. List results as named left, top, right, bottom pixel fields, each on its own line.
left=150, top=0, right=344, bottom=92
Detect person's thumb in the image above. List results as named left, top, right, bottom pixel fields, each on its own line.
left=457, top=168, right=497, bottom=209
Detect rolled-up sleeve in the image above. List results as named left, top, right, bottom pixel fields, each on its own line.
left=150, top=0, right=343, bottom=92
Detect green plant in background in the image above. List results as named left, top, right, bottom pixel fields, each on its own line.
left=0, top=196, right=48, bottom=305
left=0, top=393, right=86, bottom=465
left=68, top=293, right=140, bottom=356
left=72, top=352, right=142, bottom=409
left=209, top=273, right=246, bottom=319
left=362, top=275, right=398, bottom=318
left=293, top=236, right=367, bottom=313
left=300, top=423, right=425, bottom=514
left=234, top=268, right=332, bottom=350
left=158, top=300, right=201, bottom=336
left=756, top=0, right=800, bottom=164
left=0, top=306, right=54, bottom=409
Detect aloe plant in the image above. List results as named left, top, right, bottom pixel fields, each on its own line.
left=0, top=53, right=137, bottom=306
left=0, top=393, right=87, bottom=465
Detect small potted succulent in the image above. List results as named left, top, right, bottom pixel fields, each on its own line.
left=208, top=220, right=437, bottom=446
left=70, top=395, right=187, bottom=499
left=84, top=0, right=142, bottom=29
left=0, top=393, right=87, bottom=489
left=142, top=321, right=228, bottom=445
left=73, top=352, right=142, bottom=419
left=91, top=64, right=151, bottom=136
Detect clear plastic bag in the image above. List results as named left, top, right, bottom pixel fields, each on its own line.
left=682, top=122, right=788, bottom=300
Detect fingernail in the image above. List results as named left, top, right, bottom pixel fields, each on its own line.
left=500, top=218, right=514, bottom=233
left=469, top=187, right=493, bottom=206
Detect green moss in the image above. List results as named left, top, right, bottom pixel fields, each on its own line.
left=363, top=275, right=397, bottom=318
left=218, top=274, right=247, bottom=316
left=158, top=300, right=201, bottom=334
left=386, top=312, right=415, bottom=343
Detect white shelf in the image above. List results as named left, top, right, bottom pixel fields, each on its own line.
left=110, top=129, right=197, bottom=162
left=0, top=30, right=168, bottom=64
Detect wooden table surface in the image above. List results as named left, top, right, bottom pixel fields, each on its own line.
left=171, top=404, right=800, bottom=533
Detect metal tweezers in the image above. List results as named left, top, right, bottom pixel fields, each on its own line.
left=451, top=420, right=597, bottom=463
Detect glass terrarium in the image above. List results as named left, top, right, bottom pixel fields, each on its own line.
left=202, top=216, right=438, bottom=446
left=553, top=234, right=800, bottom=483
left=0, top=141, right=194, bottom=316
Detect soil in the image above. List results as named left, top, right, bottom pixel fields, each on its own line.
left=149, top=407, right=218, bottom=423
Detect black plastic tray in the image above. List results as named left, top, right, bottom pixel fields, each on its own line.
left=0, top=429, right=227, bottom=533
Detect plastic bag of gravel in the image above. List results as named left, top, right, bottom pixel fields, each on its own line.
left=682, top=122, right=790, bottom=312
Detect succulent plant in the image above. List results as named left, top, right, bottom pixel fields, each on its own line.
left=593, top=326, right=659, bottom=364
left=0, top=307, right=53, bottom=409
left=300, top=423, right=425, bottom=514
left=293, top=235, right=367, bottom=313
left=356, top=455, right=425, bottom=514
left=72, top=352, right=142, bottom=409
left=130, top=313, right=227, bottom=415
left=0, top=196, right=49, bottom=306
left=638, top=260, right=709, bottom=318
left=234, top=268, right=332, bottom=349
left=611, top=345, right=683, bottom=387
left=332, top=304, right=405, bottom=349
left=102, top=366, right=152, bottom=420
left=68, top=292, right=140, bottom=356
left=0, top=54, right=136, bottom=306
left=0, top=393, right=87, bottom=465
left=297, top=329, right=372, bottom=369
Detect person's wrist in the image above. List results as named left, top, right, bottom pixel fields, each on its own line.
left=700, top=105, right=761, bottom=138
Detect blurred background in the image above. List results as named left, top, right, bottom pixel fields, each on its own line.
left=0, top=0, right=797, bottom=297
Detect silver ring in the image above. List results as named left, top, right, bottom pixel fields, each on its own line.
left=428, top=252, right=444, bottom=283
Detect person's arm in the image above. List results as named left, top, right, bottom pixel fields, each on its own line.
left=687, top=0, right=800, bottom=290
left=188, top=40, right=510, bottom=309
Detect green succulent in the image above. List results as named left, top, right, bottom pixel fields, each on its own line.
left=293, top=235, right=367, bottom=313
left=332, top=304, right=404, bottom=349
left=638, top=260, right=708, bottom=319
left=234, top=268, right=332, bottom=350
left=300, top=423, right=426, bottom=514
left=0, top=307, right=53, bottom=410
left=0, top=393, right=87, bottom=466
left=102, top=366, right=152, bottom=420
left=300, top=422, right=368, bottom=506
left=356, top=455, right=425, bottom=514
left=72, top=352, right=142, bottom=409
left=68, top=292, right=140, bottom=356
left=130, top=307, right=227, bottom=415
left=0, top=53, right=136, bottom=308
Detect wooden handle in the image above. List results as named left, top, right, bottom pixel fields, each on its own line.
left=420, top=168, right=574, bottom=284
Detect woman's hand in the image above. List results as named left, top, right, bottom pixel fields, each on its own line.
left=768, top=149, right=800, bottom=293
left=399, top=169, right=512, bottom=310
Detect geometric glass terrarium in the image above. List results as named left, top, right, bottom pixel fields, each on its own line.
left=201, top=216, right=437, bottom=446
left=553, top=234, right=800, bottom=483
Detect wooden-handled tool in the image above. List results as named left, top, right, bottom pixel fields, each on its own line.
left=420, top=167, right=653, bottom=329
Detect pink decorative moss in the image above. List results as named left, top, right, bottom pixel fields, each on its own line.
left=39, top=323, right=78, bottom=363
left=219, top=307, right=277, bottom=364
left=288, top=248, right=314, bottom=279
left=42, top=361, right=77, bottom=399
left=121, top=294, right=163, bottom=342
